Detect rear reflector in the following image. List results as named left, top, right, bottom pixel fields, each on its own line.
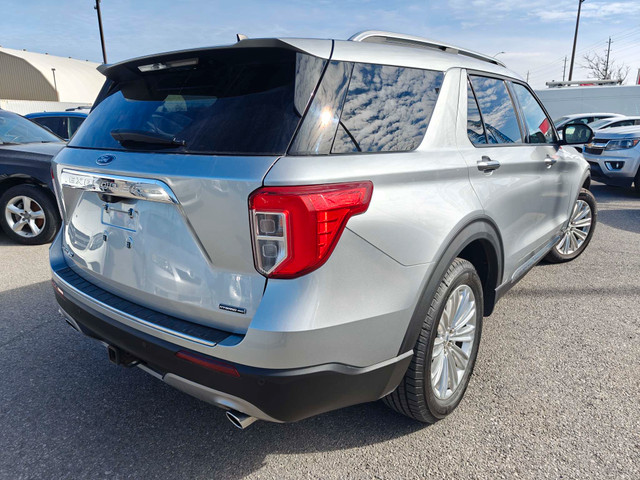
left=249, top=181, right=373, bottom=278
left=175, top=350, right=240, bottom=377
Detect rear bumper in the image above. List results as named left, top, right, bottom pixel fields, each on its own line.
left=52, top=276, right=412, bottom=423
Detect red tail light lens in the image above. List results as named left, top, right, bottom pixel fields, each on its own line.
left=249, top=182, right=373, bottom=278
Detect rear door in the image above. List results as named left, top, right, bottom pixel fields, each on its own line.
left=458, top=73, right=552, bottom=281
left=53, top=45, right=328, bottom=334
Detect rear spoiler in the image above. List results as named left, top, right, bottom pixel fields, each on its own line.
left=97, top=38, right=332, bottom=83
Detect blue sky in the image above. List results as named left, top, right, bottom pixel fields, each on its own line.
left=1, top=0, right=639, bottom=88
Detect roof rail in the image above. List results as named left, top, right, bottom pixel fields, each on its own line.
left=349, top=31, right=506, bottom=68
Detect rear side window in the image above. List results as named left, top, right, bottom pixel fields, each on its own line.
left=469, top=75, right=522, bottom=144
left=33, top=116, right=67, bottom=139
left=331, top=64, right=443, bottom=153
left=466, top=80, right=486, bottom=145
left=511, top=83, right=556, bottom=144
left=70, top=49, right=325, bottom=155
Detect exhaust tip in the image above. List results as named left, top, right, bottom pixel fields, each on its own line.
left=226, top=410, right=257, bottom=430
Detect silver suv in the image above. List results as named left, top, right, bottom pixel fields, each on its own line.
left=50, top=31, right=597, bottom=428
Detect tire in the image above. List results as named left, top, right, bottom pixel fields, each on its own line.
left=0, top=184, right=60, bottom=245
left=634, top=168, right=640, bottom=197
left=544, top=188, right=597, bottom=264
left=383, top=258, right=483, bottom=423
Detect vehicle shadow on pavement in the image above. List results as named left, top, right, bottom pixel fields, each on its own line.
left=0, top=280, right=426, bottom=479
left=597, top=207, right=640, bottom=234
left=589, top=183, right=640, bottom=234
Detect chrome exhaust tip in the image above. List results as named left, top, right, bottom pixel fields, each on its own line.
left=226, top=410, right=258, bottom=430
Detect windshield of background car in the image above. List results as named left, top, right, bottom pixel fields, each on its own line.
left=70, top=48, right=326, bottom=155
left=588, top=118, right=611, bottom=130
left=0, top=110, right=62, bottom=144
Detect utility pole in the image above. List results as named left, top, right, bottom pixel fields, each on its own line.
left=51, top=68, right=58, bottom=99
left=94, top=0, right=107, bottom=64
left=526, top=71, right=530, bottom=82
left=604, top=37, right=612, bottom=79
left=568, top=0, right=586, bottom=81
left=563, top=56, right=568, bottom=81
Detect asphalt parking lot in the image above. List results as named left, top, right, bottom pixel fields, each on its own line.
left=1, top=183, right=638, bottom=480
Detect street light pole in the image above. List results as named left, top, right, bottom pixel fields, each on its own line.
left=51, top=68, right=58, bottom=100
left=568, top=0, right=586, bottom=81
left=95, top=0, right=107, bottom=64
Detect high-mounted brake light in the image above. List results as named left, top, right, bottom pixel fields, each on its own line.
left=249, top=182, right=373, bottom=278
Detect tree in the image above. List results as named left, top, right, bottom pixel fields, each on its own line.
left=582, top=50, right=630, bottom=83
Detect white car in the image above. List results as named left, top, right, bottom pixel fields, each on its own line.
left=554, top=112, right=624, bottom=129
left=589, top=116, right=640, bottom=131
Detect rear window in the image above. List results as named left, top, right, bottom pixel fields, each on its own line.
left=70, top=48, right=325, bottom=155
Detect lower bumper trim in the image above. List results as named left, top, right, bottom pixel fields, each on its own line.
left=54, top=287, right=412, bottom=423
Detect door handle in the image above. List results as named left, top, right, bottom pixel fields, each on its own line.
left=477, top=156, right=501, bottom=172
left=544, top=155, right=558, bottom=168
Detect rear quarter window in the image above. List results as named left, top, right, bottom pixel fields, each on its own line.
left=332, top=64, right=444, bottom=153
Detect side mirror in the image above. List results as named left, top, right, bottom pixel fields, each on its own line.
left=560, top=123, right=594, bottom=145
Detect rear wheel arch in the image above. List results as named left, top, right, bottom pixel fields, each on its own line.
left=397, top=218, right=503, bottom=355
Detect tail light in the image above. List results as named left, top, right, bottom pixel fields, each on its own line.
left=249, top=182, right=373, bottom=278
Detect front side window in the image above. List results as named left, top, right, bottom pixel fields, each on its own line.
left=332, top=64, right=443, bottom=153
left=511, top=83, right=556, bottom=144
left=469, top=75, right=523, bottom=144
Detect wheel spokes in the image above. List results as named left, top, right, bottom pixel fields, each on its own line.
left=7, top=204, right=23, bottom=216
left=431, top=284, right=477, bottom=400
left=12, top=218, right=27, bottom=232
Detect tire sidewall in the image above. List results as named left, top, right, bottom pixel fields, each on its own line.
left=0, top=185, right=60, bottom=245
left=424, top=266, right=483, bottom=418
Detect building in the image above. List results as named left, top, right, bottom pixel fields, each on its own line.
left=0, top=46, right=104, bottom=115
left=535, top=84, right=640, bottom=118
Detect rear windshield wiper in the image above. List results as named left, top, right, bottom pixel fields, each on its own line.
left=110, top=129, right=186, bottom=148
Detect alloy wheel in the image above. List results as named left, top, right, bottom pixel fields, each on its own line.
left=555, top=199, right=592, bottom=255
left=4, top=195, right=46, bottom=238
left=431, top=284, right=477, bottom=400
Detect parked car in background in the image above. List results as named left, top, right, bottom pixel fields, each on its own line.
left=554, top=113, right=623, bottom=152
left=588, top=116, right=640, bottom=131
left=50, top=31, right=596, bottom=429
left=554, top=112, right=623, bottom=129
left=583, top=125, right=640, bottom=195
left=0, top=109, right=65, bottom=244
left=25, top=111, right=88, bottom=141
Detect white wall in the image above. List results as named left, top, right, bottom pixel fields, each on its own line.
left=536, top=85, right=640, bottom=119
left=0, top=99, right=91, bottom=116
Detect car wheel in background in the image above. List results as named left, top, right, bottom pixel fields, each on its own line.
left=383, top=258, right=483, bottom=423
left=0, top=184, right=60, bottom=245
left=545, top=188, right=597, bottom=263
left=635, top=168, right=640, bottom=196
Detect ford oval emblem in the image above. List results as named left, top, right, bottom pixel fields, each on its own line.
left=96, top=154, right=115, bottom=165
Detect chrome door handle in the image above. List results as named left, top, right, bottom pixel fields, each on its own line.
left=477, top=156, right=501, bottom=172
left=544, top=155, right=558, bottom=168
